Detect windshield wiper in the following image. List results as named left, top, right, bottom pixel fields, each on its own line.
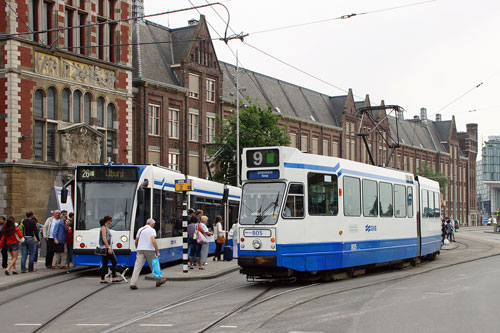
left=255, top=193, right=280, bottom=224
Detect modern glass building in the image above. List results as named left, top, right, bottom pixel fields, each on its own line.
left=482, top=136, right=500, bottom=215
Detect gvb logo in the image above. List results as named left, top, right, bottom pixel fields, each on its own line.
left=365, top=225, right=377, bottom=232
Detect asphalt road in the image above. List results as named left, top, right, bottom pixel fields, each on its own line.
left=1, top=229, right=499, bottom=333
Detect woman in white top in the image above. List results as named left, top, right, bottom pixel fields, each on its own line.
left=200, top=216, right=213, bottom=265
left=213, top=215, right=226, bottom=261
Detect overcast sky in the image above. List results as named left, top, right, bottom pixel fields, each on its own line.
left=144, top=0, right=500, bottom=159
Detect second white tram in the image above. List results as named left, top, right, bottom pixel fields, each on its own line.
left=238, top=147, right=441, bottom=279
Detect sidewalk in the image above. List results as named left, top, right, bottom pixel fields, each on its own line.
left=145, top=259, right=239, bottom=281
left=0, top=256, right=82, bottom=292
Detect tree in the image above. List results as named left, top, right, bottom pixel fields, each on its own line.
left=417, top=162, right=449, bottom=194
left=209, top=101, right=290, bottom=186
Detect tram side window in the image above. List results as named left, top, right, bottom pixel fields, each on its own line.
left=407, top=186, right=414, bottom=218
left=394, top=184, right=406, bottom=218
left=379, top=182, right=393, bottom=217
left=343, top=176, right=360, bottom=216
left=421, top=189, right=429, bottom=218
left=429, top=190, right=435, bottom=218
left=362, top=179, right=378, bottom=217
left=283, top=183, right=304, bottom=218
left=152, top=189, right=162, bottom=237
left=134, top=188, right=150, bottom=238
left=308, top=173, right=338, bottom=216
left=434, top=192, right=441, bottom=218
left=162, top=191, right=182, bottom=237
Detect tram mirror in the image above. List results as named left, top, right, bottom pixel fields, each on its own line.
left=61, top=188, right=68, bottom=204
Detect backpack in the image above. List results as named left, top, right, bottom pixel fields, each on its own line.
left=18, top=219, right=25, bottom=236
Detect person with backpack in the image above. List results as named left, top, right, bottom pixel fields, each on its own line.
left=19, top=211, right=40, bottom=273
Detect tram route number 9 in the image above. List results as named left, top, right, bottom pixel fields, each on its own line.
left=246, top=149, right=280, bottom=168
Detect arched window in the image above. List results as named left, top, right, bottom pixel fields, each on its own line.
left=46, top=87, right=56, bottom=120
left=96, top=97, right=105, bottom=127
left=73, top=90, right=81, bottom=122
left=84, top=92, right=91, bottom=124
left=62, top=88, right=70, bottom=121
left=106, top=103, right=114, bottom=129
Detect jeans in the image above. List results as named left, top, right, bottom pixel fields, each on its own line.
left=21, top=236, right=37, bottom=272
left=45, top=238, right=55, bottom=268
left=100, top=251, right=117, bottom=280
left=66, top=244, right=73, bottom=266
left=1, top=243, right=7, bottom=269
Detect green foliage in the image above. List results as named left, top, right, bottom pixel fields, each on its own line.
left=417, top=162, right=449, bottom=194
left=209, top=101, right=290, bottom=185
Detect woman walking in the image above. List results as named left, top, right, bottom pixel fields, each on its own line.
left=213, top=215, right=226, bottom=261
left=0, top=216, right=23, bottom=275
left=99, top=215, right=119, bottom=283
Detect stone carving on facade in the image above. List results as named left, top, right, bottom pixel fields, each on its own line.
left=59, top=124, right=103, bottom=166
left=35, top=52, right=116, bottom=89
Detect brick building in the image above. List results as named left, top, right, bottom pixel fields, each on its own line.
left=131, top=15, right=222, bottom=178
left=0, top=0, right=133, bottom=219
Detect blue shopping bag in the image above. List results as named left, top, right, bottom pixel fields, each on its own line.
left=152, top=257, right=162, bottom=279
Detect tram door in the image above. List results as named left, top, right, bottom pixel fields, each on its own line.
left=416, top=183, right=422, bottom=257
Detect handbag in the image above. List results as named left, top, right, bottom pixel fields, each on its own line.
left=196, top=224, right=208, bottom=244
left=15, top=233, right=25, bottom=244
left=95, top=247, right=107, bottom=256
left=216, top=235, right=226, bottom=244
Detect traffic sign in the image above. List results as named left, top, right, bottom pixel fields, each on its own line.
left=175, top=179, right=193, bottom=192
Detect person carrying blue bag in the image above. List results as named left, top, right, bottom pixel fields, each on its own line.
left=129, top=219, right=167, bottom=290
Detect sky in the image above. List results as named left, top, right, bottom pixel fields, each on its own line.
left=143, top=0, right=500, bottom=159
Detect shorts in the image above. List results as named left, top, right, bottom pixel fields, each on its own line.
left=7, top=243, right=19, bottom=252
left=188, top=238, right=201, bottom=259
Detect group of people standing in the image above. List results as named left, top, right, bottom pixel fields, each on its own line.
left=441, top=218, right=457, bottom=244
left=187, top=209, right=228, bottom=269
left=0, top=209, right=74, bottom=275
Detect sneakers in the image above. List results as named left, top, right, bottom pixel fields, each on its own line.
left=130, top=285, right=138, bottom=290
left=156, top=277, right=167, bottom=287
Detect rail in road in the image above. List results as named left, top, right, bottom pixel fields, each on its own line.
left=1, top=230, right=498, bottom=332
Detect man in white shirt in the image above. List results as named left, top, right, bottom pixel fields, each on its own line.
left=130, top=219, right=166, bottom=289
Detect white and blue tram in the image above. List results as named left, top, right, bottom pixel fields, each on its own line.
left=238, top=147, right=441, bottom=279
left=68, top=164, right=240, bottom=267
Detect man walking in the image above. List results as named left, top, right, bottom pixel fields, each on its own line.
left=20, top=211, right=40, bottom=273
left=43, top=210, right=61, bottom=269
left=130, top=219, right=166, bottom=290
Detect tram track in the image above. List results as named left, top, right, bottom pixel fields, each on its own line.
left=0, top=267, right=99, bottom=307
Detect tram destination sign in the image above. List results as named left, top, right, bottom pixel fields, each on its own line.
left=175, top=179, right=193, bottom=192
left=77, top=167, right=138, bottom=182
left=246, top=149, right=280, bottom=168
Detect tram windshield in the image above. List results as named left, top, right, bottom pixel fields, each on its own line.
left=76, top=182, right=136, bottom=231
left=240, top=182, right=285, bottom=225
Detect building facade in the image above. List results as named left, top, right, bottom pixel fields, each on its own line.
left=481, top=136, right=500, bottom=216
left=0, top=0, right=133, bottom=219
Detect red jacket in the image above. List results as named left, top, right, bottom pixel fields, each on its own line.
left=66, top=227, right=73, bottom=245
left=0, top=227, right=23, bottom=248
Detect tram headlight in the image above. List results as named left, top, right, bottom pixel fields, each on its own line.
left=252, top=238, right=262, bottom=249
left=120, top=235, right=128, bottom=242
left=76, top=235, right=83, bottom=242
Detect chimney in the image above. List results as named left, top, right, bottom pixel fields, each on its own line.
left=397, top=109, right=404, bottom=120
left=436, top=113, right=442, bottom=121
left=420, top=107, right=427, bottom=121
left=188, top=19, right=199, bottom=26
left=413, top=115, right=420, bottom=120
left=132, top=0, right=145, bottom=20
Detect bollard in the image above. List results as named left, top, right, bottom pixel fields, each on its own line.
left=182, top=200, right=188, bottom=273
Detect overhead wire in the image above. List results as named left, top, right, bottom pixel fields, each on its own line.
left=249, top=0, right=437, bottom=35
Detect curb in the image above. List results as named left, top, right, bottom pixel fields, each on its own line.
left=144, top=266, right=240, bottom=282
left=0, top=267, right=88, bottom=292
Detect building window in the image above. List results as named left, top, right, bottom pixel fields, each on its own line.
left=289, top=133, right=297, bottom=148
left=96, top=97, right=105, bottom=127
left=323, top=139, right=329, bottom=156
left=83, top=93, right=91, bottom=124
left=189, top=152, right=199, bottom=177
left=189, top=110, right=199, bottom=142
left=64, top=8, right=74, bottom=52
left=206, top=114, right=215, bottom=143
left=33, top=88, right=57, bottom=162
left=106, top=103, right=114, bottom=129
left=102, top=103, right=116, bottom=162
left=77, top=13, right=86, bottom=55
left=62, top=88, right=70, bottom=121
left=148, top=104, right=160, bottom=136
left=206, top=78, right=216, bottom=103
left=41, top=1, right=53, bottom=45
left=73, top=90, right=81, bottom=122
left=106, top=131, right=114, bottom=161
left=168, top=108, right=179, bottom=139
left=189, top=74, right=200, bottom=99
left=168, top=152, right=179, bottom=171
left=312, top=138, right=319, bottom=155
left=301, top=135, right=308, bottom=152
